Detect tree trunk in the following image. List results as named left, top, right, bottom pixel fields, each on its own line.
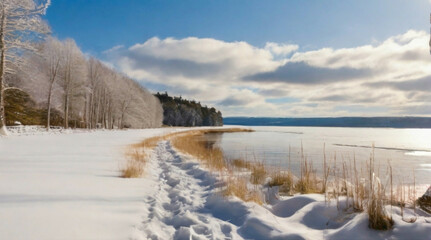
left=64, top=93, right=69, bottom=129
left=89, top=92, right=93, bottom=129
left=0, top=10, right=8, bottom=136
left=46, top=79, right=55, bottom=131
left=83, top=93, right=88, bottom=128
left=90, top=91, right=96, bottom=129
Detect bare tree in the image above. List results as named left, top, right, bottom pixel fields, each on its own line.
left=59, top=39, right=86, bottom=129
left=43, top=37, right=63, bottom=130
left=0, top=0, right=50, bottom=135
left=4, top=32, right=163, bottom=131
left=86, top=57, right=103, bottom=128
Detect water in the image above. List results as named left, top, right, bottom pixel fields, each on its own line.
left=203, top=126, right=431, bottom=185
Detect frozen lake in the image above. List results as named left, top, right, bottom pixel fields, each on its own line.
left=203, top=126, right=431, bottom=185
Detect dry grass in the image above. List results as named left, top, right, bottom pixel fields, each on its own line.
left=269, top=171, right=294, bottom=195
left=121, top=147, right=147, bottom=178
left=121, top=131, right=184, bottom=178
left=224, top=177, right=263, bottom=204
left=352, top=156, right=366, bottom=211
left=122, top=128, right=252, bottom=177
left=231, top=158, right=252, bottom=169
left=171, top=133, right=226, bottom=171
left=366, top=148, right=394, bottom=230
left=295, top=154, right=319, bottom=194
left=322, top=144, right=331, bottom=194
left=367, top=179, right=394, bottom=230
left=230, top=158, right=267, bottom=186
left=170, top=128, right=253, bottom=172
left=132, top=132, right=179, bottom=149
left=121, top=158, right=145, bottom=178
left=250, top=162, right=266, bottom=185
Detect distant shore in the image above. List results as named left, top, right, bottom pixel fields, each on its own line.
left=224, top=117, right=431, bottom=128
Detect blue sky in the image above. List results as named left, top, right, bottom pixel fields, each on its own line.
left=46, top=0, right=429, bottom=55
left=45, top=0, right=431, bottom=117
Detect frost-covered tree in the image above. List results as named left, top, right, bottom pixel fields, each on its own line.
left=59, top=39, right=87, bottom=129
left=0, top=0, right=50, bottom=135
left=84, top=59, right=163, bottom=129
left=41, top=37, right=63, bottom=130
left=86, top=57, right=103, bottom=128
left=2, top=23, right=163, bottom=130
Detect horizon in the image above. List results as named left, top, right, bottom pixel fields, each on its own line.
left=45, top=0, right=431, bottom=118
left=224, top=116, right=431, bottom=118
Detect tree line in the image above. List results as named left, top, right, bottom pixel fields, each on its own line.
left=155, top=92, right=223, bottom=127
left=0, top=0, right=163, bottom=135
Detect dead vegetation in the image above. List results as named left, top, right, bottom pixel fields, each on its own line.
left=224, top=176, right=263, bottom=204
left=250, top=162, right=266, bottom=185
left=171, top=132, right=226, bottom=171
left=366, top=150, right=394, bottom=230
left=268, top=171, right=294, bottom=195
left=122, top=128, right=253, bottom=178
left=122, top=127, right=422, bottom=230
left=231, top=158, right=252, bottom=169
left=120, top=133, right=174, bottom=178
left=295, top=154, right=319, bottom=194
left=120, top=147, right=147, bottom=178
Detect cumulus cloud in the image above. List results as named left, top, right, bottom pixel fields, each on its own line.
left=111, top=37, right=279, bottom=80
left=264, top=42, right=299, bottom=56
left=104, top=30, right=431, bottom=117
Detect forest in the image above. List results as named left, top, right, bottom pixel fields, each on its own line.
left=0, top=0, right=163, bottom=135
left=155, top=92, right=223, bottom=127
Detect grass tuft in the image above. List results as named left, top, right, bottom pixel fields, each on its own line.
left=295, top=155, right=319, bottom=194
left=250, top=162, right=266, bottom=185
left=224, top=177, right=263, bottom=205
left=121, top=148, right=147, bottom=178
left=367, top=147, right=394, bottom=230
left=268, top=171, right=294, bottom=195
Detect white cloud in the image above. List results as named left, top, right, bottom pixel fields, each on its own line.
left=104, top=30, right=431, bottom=117
left=264, top=42, right=299, bottom=56
left=102, top=45, right=124, bottom=54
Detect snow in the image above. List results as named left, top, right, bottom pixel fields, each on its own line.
left=0, top=129, right=175, bottom=240
left=1, top=128, right=431, bottom=239
left=6, top=125, right=88, bottom=135
left=0, top=125, right=8, bottom=136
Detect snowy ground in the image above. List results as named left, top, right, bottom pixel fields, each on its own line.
left=1, top=128, right=431, bottom=240
left=0, top=129, right=176, bottom=240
